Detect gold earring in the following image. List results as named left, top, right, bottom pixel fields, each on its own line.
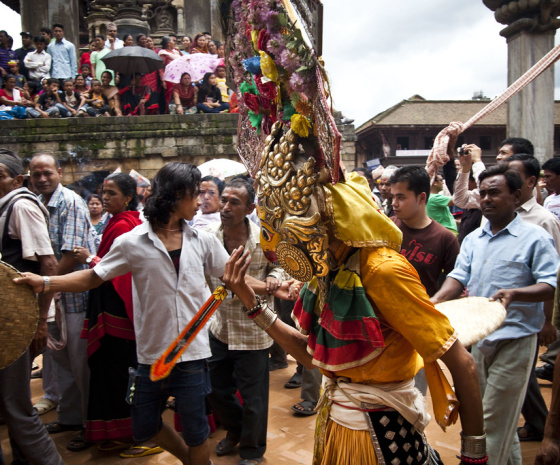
left=276, top=242, right=313, bottom=282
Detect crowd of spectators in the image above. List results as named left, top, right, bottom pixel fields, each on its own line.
left=0, top=23, right=233, bottom=119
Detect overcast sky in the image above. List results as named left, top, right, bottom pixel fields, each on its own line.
left=1, top=1, right=559, bottom=127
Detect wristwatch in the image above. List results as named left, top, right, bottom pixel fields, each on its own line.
left=85, top=255, right=96, bottom=264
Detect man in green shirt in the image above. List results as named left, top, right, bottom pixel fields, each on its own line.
left=426, top=174, right=458, bottom=234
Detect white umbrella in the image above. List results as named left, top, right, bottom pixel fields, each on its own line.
left=198, top=159, right=247, bottom=180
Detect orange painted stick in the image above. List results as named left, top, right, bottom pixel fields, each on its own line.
left=150, top=286, right=228, bottom=381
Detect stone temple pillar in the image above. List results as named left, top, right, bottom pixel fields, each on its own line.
left=483, top=0, right=560, bottom=163
left=183, top=0, right=223, bottom=41
left=21, top=0, right=80, bottom=49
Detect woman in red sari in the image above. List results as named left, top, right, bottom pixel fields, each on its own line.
left=74, top=173, right=161, bottom=458
left=169, top=72, right=197, bottom=114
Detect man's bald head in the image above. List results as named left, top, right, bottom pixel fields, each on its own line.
left=29, top=154, right=62, bottom=199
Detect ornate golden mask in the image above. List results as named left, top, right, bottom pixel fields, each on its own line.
left=256, top=122, right=333, bottom=282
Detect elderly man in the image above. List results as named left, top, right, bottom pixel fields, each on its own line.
left=205, top=177, right=286, bottom=465
left=0, top=149, right=63, bottom=465
left=377, top=165, right=397, bottom=217
left=29, top=154, right=95, bottom=452
left=104, top=22, right=123, bottom=51
left=433, top=164, right=559, bottom=465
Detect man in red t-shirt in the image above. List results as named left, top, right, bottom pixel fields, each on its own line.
left=389, top=165, right=460, bottom=297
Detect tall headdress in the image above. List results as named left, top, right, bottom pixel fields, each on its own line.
left=222, top=0, right=402, bottom=282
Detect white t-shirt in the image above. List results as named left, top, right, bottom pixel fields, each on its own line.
left=544, top=193, right=560, bottom=221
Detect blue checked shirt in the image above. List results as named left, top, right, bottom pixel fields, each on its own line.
left=448, top=213, right=559, bottom=355
left=42, top=184, right=95, bottom=313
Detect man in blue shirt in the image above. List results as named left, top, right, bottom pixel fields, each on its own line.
left=47, top=23, right=77, bottom=84
left=433, top=164, right=559, bottom=465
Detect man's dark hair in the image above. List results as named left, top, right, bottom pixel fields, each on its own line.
left=52, top=23, right=64, bottom=31
left=143, top=162, right=201, bottom=226
left=0, top=30, right=7, bottom=36
left=499, top=137, right=534, bottom=156
left=95, top=34, right=105, bottom=41
left=389, top=165, right=430, bottom=199
left=63, top=79, right=74, bottom=86
left=34, top=36, right=47, bottom=44
left=507, top=153, right=540, bottom=180
left=226, top=177, right=255, bottom=207
left=542, top=157, right=560, bottom=175
left=478, top=164, right=523, bottom=193
left=40, top=27, right=52, bottom=36
left=201, top=175, right=225, bottom=195
left=169, top=33, right=177, bottom=39
left=46, top=78, right=58, bottom=86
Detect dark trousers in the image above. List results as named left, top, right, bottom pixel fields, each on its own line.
left=208, top=333, right=269, bottom=460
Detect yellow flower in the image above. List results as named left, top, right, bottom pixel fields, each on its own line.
left=251, top=30, right=259, bottom=50
left=291, top=114, right=311, bottom=138
left=259, top=51, right=279, bottom=82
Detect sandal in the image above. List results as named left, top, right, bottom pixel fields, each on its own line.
left=45, top=420, right=82, bottom=434
left=517, top=425, right=544, bottom=442
left=291, top=400, right=317, bottom=416
left=238, top=459, right=262, bottom=465
left=119, top=445, right=164, bottom=458
left=216, top=436, right=239, bottom=456
left=34, top=398, right=57, bottom=415
left=66, top=431, right=94, bottom=452
left=284, top=372, right=302, bottom=389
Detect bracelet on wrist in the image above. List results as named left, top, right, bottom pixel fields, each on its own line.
left=252, top=304, right=277, bottom=331
left=246, top=296, right=263, bottom=314
left=460, top=432, right=487, bottom=460
left=42, top=276, right=51, bottom=293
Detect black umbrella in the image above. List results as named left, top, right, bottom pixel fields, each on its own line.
left=101, top=46, right=164, bottom=74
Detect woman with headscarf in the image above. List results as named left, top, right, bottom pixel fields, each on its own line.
left=190, top=33, right=208, bottom=54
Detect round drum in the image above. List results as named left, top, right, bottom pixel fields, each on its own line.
left=0, top=260, right=38, bottom=370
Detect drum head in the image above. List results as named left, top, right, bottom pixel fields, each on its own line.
left=0, top=260, right=38, bottom=369
left=434, top=296, right=506, bottom=346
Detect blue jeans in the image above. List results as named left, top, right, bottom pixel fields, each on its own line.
left=196, top=102, right=230, bottom=113
left=127, top=360, right=211, bottom=445
left=55, top=103, right=74, bottom=117
left=26, top=106, right=59, bottom=118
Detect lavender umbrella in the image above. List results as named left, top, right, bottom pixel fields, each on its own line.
left=163, top=53, right=222, bottom=83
